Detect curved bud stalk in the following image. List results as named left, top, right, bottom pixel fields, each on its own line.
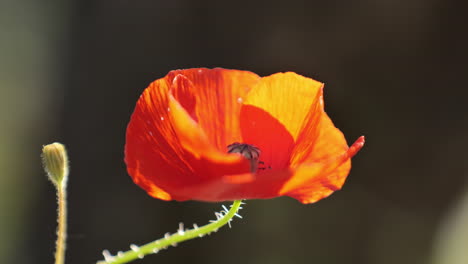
left=42, top=142, right=69, bottom=264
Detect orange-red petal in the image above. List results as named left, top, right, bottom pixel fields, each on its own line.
left=238, top=72, right=364, bottom=203
left=167, top=68, right=260, bottom=150
left=239, top=72, right=324, bottom=170
left=290, top=88, right=350, bottom=165
left=174, top=137, right=364, bottom=202
left=125, top=68, right=258, bottom=201
left=282, top=136, right=365, bottom=203
left=242, top=72, right=324, bottom=141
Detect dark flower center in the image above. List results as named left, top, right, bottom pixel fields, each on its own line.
left=227, top=143, right=262, bottom=172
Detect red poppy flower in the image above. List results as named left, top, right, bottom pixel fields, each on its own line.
left=125, top=68, right=364, bottom=204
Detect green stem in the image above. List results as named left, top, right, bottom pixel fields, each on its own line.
left=97, top=200, right=243, bottom=264
left=55, top=185, right=67, bottom=264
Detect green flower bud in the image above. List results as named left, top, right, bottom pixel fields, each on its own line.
left=42, top=142, right=69, bottom=188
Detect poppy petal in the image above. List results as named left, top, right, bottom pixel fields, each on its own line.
left=282, top=136, right=365, bottom=203
left=242, top=72, right=324, bottom=140
left=167, top=68, right=261, bottom=151
left=125, top=69, right=257, bottom=201
left=184, top=137, right=363, bottom=203
left=290, top=87, right=350, bottom=165
left=184, top=169, right=293, bottom=201
left=240, top=105, right=295, bottom=171
left=240, top=72, right=324, bottom=170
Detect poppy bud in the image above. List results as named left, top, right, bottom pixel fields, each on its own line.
left=42, top=142, right=69, bottom=188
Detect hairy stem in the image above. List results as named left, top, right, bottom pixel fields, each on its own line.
left=97, top=200, right=243, bottom=264
left=55, top=186, right=67, bottom=264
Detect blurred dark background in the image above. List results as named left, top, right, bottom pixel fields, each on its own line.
left=1, top=0, right=467, bottom=263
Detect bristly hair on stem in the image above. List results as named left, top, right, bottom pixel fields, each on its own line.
left=96, top=200, right=244, bottom=264
left=42, top=143, right=69, bottom=264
